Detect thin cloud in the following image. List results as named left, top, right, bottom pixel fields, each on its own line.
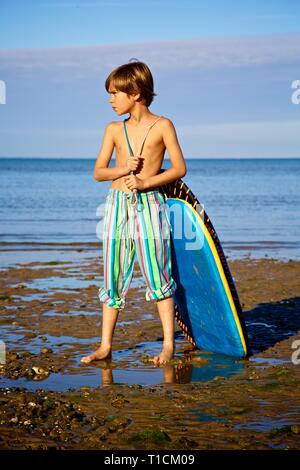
left=1, top=33, right=300, bottom=80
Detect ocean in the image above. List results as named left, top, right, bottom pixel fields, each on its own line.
left=0, top=157, right=299, bottom=267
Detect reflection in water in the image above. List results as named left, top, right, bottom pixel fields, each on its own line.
left=100, top=363, right=175, bottom=386
left=177, top=351, right=245, bottom=384
left=101, top=367, right=113, bottom=387
left=98, top=351, right=245, bottom=387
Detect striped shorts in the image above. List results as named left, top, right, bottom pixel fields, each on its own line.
left=98, top=188, right=177, bottom=310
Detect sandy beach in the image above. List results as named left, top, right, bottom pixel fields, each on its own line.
left=0, top=250, right=300, bottom=450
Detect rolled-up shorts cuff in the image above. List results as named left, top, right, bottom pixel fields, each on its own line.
left=145, top=278, right=177, bottom=302
left=98, top=287, right=125, bottom=310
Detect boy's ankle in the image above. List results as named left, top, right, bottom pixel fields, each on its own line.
left=100, top=343, right=112, bottom=350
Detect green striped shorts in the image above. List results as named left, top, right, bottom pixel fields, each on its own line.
left=98, top=188, right=177, bottom=309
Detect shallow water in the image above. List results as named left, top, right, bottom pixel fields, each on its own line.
left=249, top=357, right=289, bottom=366
left=234, top=414, right=300, bottom=432
left=2, top=255, right=299, bottom=394
left=0, top=244, right=98, bottom=270
left=0, top=347, right=246, bottom=391
left=1, top=309, right=247, bottom=391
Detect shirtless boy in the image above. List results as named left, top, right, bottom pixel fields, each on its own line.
left=81, top=60, right=186, bottom=367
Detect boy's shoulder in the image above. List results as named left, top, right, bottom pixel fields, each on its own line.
left=105, top=121, right=120, bottom=131
left=157, top=116, right=174, bottom=129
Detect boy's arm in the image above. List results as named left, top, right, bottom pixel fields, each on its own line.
left=93, top=123, right=129, bottom=181
left=143, top=119, right=186, bottom=190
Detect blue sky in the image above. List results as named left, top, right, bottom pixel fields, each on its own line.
left=0, top=0, right=300, bottom=158
left=1, top=0, right=300, bottom=48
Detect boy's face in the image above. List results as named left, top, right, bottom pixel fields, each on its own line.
left=108, top=84, right=137, bottom=115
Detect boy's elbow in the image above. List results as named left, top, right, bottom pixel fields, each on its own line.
left=178, top=164, right=186, bottom=178
left=93, top=168, right=103, bottom=181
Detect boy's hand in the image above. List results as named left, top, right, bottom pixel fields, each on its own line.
left=124, top=175, right=146, bottom=191
left=125, top=156, right=143, bottom=174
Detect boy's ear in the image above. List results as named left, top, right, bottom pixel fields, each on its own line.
left=133, top=92, right=141, bottom=102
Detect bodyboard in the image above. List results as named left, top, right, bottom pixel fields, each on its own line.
left=159, top=174, right=249, bottom=358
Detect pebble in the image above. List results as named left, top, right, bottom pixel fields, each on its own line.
left=32, top=366, right=49, bottom=377
left=41, top=348, right=53, bottom=355
left=8, top=353, right=20, bottom=360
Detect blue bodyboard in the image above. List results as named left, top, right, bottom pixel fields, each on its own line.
left=160, top=177, right=248, bottom=358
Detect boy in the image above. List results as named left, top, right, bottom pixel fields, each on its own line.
left=81, top=61, right=186, bottom=367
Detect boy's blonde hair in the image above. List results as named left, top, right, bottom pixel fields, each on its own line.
left=105, top=60, right=157, bottom=107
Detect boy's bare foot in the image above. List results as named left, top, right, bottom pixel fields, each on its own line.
left=81, top=346, right=112, bottom=364
left=153, top=344, right=174, bottom=367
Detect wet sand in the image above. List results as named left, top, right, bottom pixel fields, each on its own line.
left=0, top=253, right=300, bottom=450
